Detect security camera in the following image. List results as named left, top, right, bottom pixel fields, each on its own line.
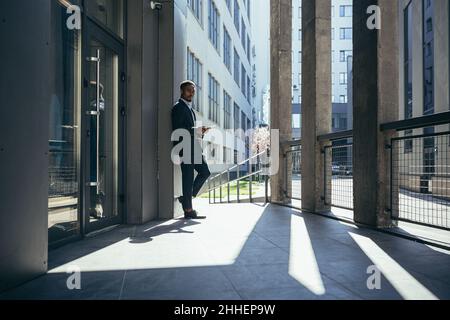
left=150, top=1, right=162, bottom=10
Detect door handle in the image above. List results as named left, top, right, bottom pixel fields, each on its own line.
left=86, top=49, right=101, bottom=195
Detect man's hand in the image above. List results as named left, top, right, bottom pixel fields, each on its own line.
left=196, top=126, right=211, bottom=137
left=201, top=126, right=212, bottom=135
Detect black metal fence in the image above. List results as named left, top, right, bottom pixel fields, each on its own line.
left=207, top=150, right=270, bottom=204
left=391, top=130, right=450, bottom=229
left=285, top=145, right=301, bottom=200
left=48, top=150, right=78, bottom=198
left=324, top=141, right=354, bottom=210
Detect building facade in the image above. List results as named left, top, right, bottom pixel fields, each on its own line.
left=398, top=0, right=449, bottom=196
left=251, top=0, right=271, bottom=127
left=292, top=0, right=353, bottom=138
left=185, top=0, right=255, bottom=172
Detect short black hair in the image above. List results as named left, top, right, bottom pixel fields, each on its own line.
left=180, top=80, right=196, bottom=91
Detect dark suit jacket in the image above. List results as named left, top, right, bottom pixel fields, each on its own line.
left=171, top=99, right=202, bottom=159
left=172, top=99, right=196, bottom=137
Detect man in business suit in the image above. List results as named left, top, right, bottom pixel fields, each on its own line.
left=172, top=80, right=211, bottom=219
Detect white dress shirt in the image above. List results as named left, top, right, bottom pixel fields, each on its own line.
left=181, top=98, right=196, bottom=124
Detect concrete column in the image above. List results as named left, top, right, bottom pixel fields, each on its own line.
left=127, top=0, right=185, bottom=223
left=0, top=0, right=51, bottom=291
left=158, top=0, right=188, bottom=219
left=300, top=0, right=332, bottom=213
left=353, top=0, right=399, bottom=227
left=127, top=0, right=160, bottom=224
left=270, top=0, right=292, bottom=204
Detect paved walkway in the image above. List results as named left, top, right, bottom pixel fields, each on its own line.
left=2, top=199, right=450, bottom=300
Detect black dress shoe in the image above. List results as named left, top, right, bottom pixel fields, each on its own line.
left=184, top=210, right=206, bottom=220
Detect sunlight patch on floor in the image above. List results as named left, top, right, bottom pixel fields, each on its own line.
left=288, top=214, right=326, bottom=295
left=349, top=232, right=438, bottom=300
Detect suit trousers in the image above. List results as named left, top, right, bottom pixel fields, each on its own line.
left=180, top=156, right=211, bottom=211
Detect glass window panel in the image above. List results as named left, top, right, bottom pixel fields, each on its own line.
left=86, top=0, right=124, bottom=38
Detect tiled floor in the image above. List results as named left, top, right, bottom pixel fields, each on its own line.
left=2, top=199, right=450, bottom=300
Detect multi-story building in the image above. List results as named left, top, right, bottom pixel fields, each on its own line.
left=251, top=0, right=270, bottom=127
left=185, top=0, right=255, bottom=171
left=398, top=0, right=449, bottom=197
left=292, top=0, right=353, bottom=139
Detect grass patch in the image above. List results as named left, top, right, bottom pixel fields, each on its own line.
left=199, top=180, right=263, bottom=199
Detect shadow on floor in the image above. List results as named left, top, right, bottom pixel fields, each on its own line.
left=1, top=202, right=450, bottom=300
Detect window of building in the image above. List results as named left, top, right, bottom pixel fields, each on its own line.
left=241, top=65, right=247, bottom=96
left=423, top=0, right=434, bottom=115
left=223, top=146, right=229, bottom=163
left=339, top=72, right=348, bottom=85
left=224, top=90, right=232, bottom=129
left=298, top=29, right=302, bottom=40
left=223, top=27, right=232, bottom=71
left=208, top=73, right=220, bottom=123
left=241, top=111, right=246, bottom=132
left=292, top=114, right=301, bottom=129
left=241, top=18, right=246, bottom=50
left=339, top=5, right=352, bottom=17
left=208, top=0, right=220, bottom=52
left=234, top=103, right=240, bottom=132
left=247, top=36, right=251, bottom=62
left=86, top=0, right=124, bottom=38
left=187, top=49, right=203, bottom=112
left=234, top=48, right=240, bottom=86
left=340, top=27, right=352, bottom=40
left=247, top=76, right=251, bottom=103
left=339, top=50, right=352, bottom=62
left=404, top=130, right=413, bottom=153
left=299, top=51, right=302, bottom=63
left=339, top=95, right=347, bottom=103
left=188, top=0, right=203, bottom=24
left=226, top=0, right=232, bottom=13
left=234, top=0, right=240, bottom=32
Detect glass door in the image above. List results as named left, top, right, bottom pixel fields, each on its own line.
left=48, top=2, right=82, bottom=245
left=83, top=20, right=125, bottom=233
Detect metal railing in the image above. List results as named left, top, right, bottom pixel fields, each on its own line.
left=48, top=149, right=78, bottom=198
left=318, top=130, right=354, bottom=210
left=49, top=166, right=78, bottom=197
left=285, top=142, right=301, bottom=200
left=207, top=150, right=270, bottom=204
left=205, top=111, right=450, bottom=231
left=383, top=111, right=450, bottom=230
left=323, top=140, right=354, bottom=210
